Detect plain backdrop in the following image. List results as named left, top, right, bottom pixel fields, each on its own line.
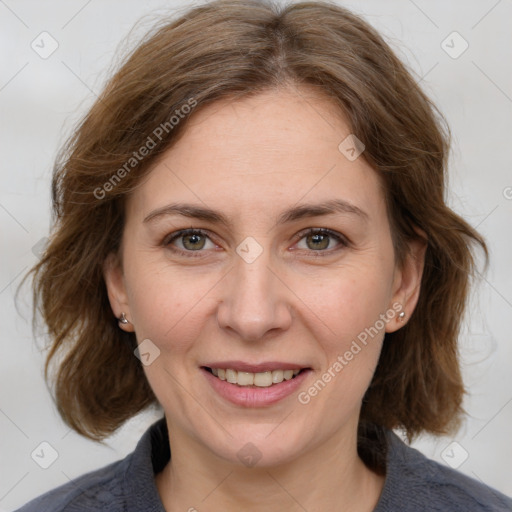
left=1, top=0, right=511, bottom=509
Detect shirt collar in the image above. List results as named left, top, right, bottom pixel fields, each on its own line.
left=125, top=417, right=406, bottom=511
left=124, top=417, right=168, bottom=512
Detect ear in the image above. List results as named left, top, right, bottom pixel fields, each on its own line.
left=103, top=252, right=134, bottom=332
left=386, top=234, right=427, bottom=333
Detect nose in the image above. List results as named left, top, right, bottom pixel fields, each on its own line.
left=216, top=248, right=293, bottom=342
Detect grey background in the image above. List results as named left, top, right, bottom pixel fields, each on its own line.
left=1, top=0, right=511, bottom=509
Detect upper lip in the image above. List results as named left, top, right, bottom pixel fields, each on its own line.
left=202, top=361, right=310, bottom=373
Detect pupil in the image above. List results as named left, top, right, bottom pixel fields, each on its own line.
left=308, top=233, right=329, bottom=250
left=184, top=234, right=205, bottom=250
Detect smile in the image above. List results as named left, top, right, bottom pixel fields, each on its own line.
left=201, top=365, right=312, bottom=407
left=205, top=367, right=303, bottom=387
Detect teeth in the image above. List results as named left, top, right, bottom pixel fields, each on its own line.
left=238, top=371, right=255, bottom=386
left=272, top=369, right=284, bottom=383
left=208, top=367, right=302, bottom=387
left=226, top=369, right=237, bottom=384
left=254, top=371, right=272, bottom=387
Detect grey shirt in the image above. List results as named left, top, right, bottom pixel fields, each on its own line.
left=16, top=418, right=512, bottom=511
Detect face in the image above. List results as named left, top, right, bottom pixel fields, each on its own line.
left=104, top=86, right=424, bottom=468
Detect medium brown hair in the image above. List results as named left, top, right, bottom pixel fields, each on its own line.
left=24, top=0, right=487, bottom=443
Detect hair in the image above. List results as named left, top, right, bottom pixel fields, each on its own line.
left=24, top=0, right=487, bottom=453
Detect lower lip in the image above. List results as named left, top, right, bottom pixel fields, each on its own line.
left=202, top=368, right=311, bottom=407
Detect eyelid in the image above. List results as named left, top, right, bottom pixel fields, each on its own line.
left=163, top=227, right=349, bottom=258
left=163, top=227, right=211, bottom=245
left=163, top=228, right=218, bottom=256
left=292, top=227, right=350, bottom=250
left=163, top=228, right=348, bottom=246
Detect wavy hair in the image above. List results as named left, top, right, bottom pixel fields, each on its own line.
left=23, top=0, right=487, bottom=449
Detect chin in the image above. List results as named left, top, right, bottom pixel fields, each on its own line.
left=200, top=420, right=311, bottom=468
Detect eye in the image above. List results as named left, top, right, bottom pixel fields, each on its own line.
left=164, top=229, right=216, bottom=255
left=163, top=227, right=348, bottom=258
left=294, top=228, right=348, bottom=253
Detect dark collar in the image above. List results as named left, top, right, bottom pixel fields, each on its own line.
left=124, top=417, right=168, bottom=512
left=125, top=417, right=408, bottom=511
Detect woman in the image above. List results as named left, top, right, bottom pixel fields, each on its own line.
left=17, top=0, right=512, bottom=510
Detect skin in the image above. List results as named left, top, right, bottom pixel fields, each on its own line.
left=104, top=85, right=426, bottom=512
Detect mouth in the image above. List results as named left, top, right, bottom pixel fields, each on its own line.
left=202, top=366, right=308, bottom=388
left=201, top=364, right=312, bottom=407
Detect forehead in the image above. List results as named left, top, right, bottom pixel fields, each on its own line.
left=127, top=87, right=385, bottom=225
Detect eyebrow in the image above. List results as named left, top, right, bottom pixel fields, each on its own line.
left=143, top=199, right=369, bottom=227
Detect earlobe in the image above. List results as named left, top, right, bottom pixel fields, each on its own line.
left=103, top=252, right=134, bottom=332
left=386, top=235, right=427, bottom=333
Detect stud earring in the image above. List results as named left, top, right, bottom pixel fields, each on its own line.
left=118, top=312, right=129, bottom=325
left=398, top=311, right=406, bottom=322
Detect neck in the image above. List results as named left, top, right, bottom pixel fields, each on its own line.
left=155, top=421, right=385, bottom=512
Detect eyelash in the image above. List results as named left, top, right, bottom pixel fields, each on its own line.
left=163, top=227, right=349, bottom=258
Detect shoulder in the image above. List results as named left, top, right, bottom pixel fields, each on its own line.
left=14, top=457, right=129, bottom=512
left=376, top=430, right=512, bottom=512
left=15, top=418, right=168, bottom=512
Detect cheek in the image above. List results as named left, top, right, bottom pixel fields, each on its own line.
left=299, top=278, right=388, bottom=408
left=293, top=261, right=393, bottom=392
left=124, top=256, right=220, bottom=352
left=296, top=263, right=393, bottom=341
